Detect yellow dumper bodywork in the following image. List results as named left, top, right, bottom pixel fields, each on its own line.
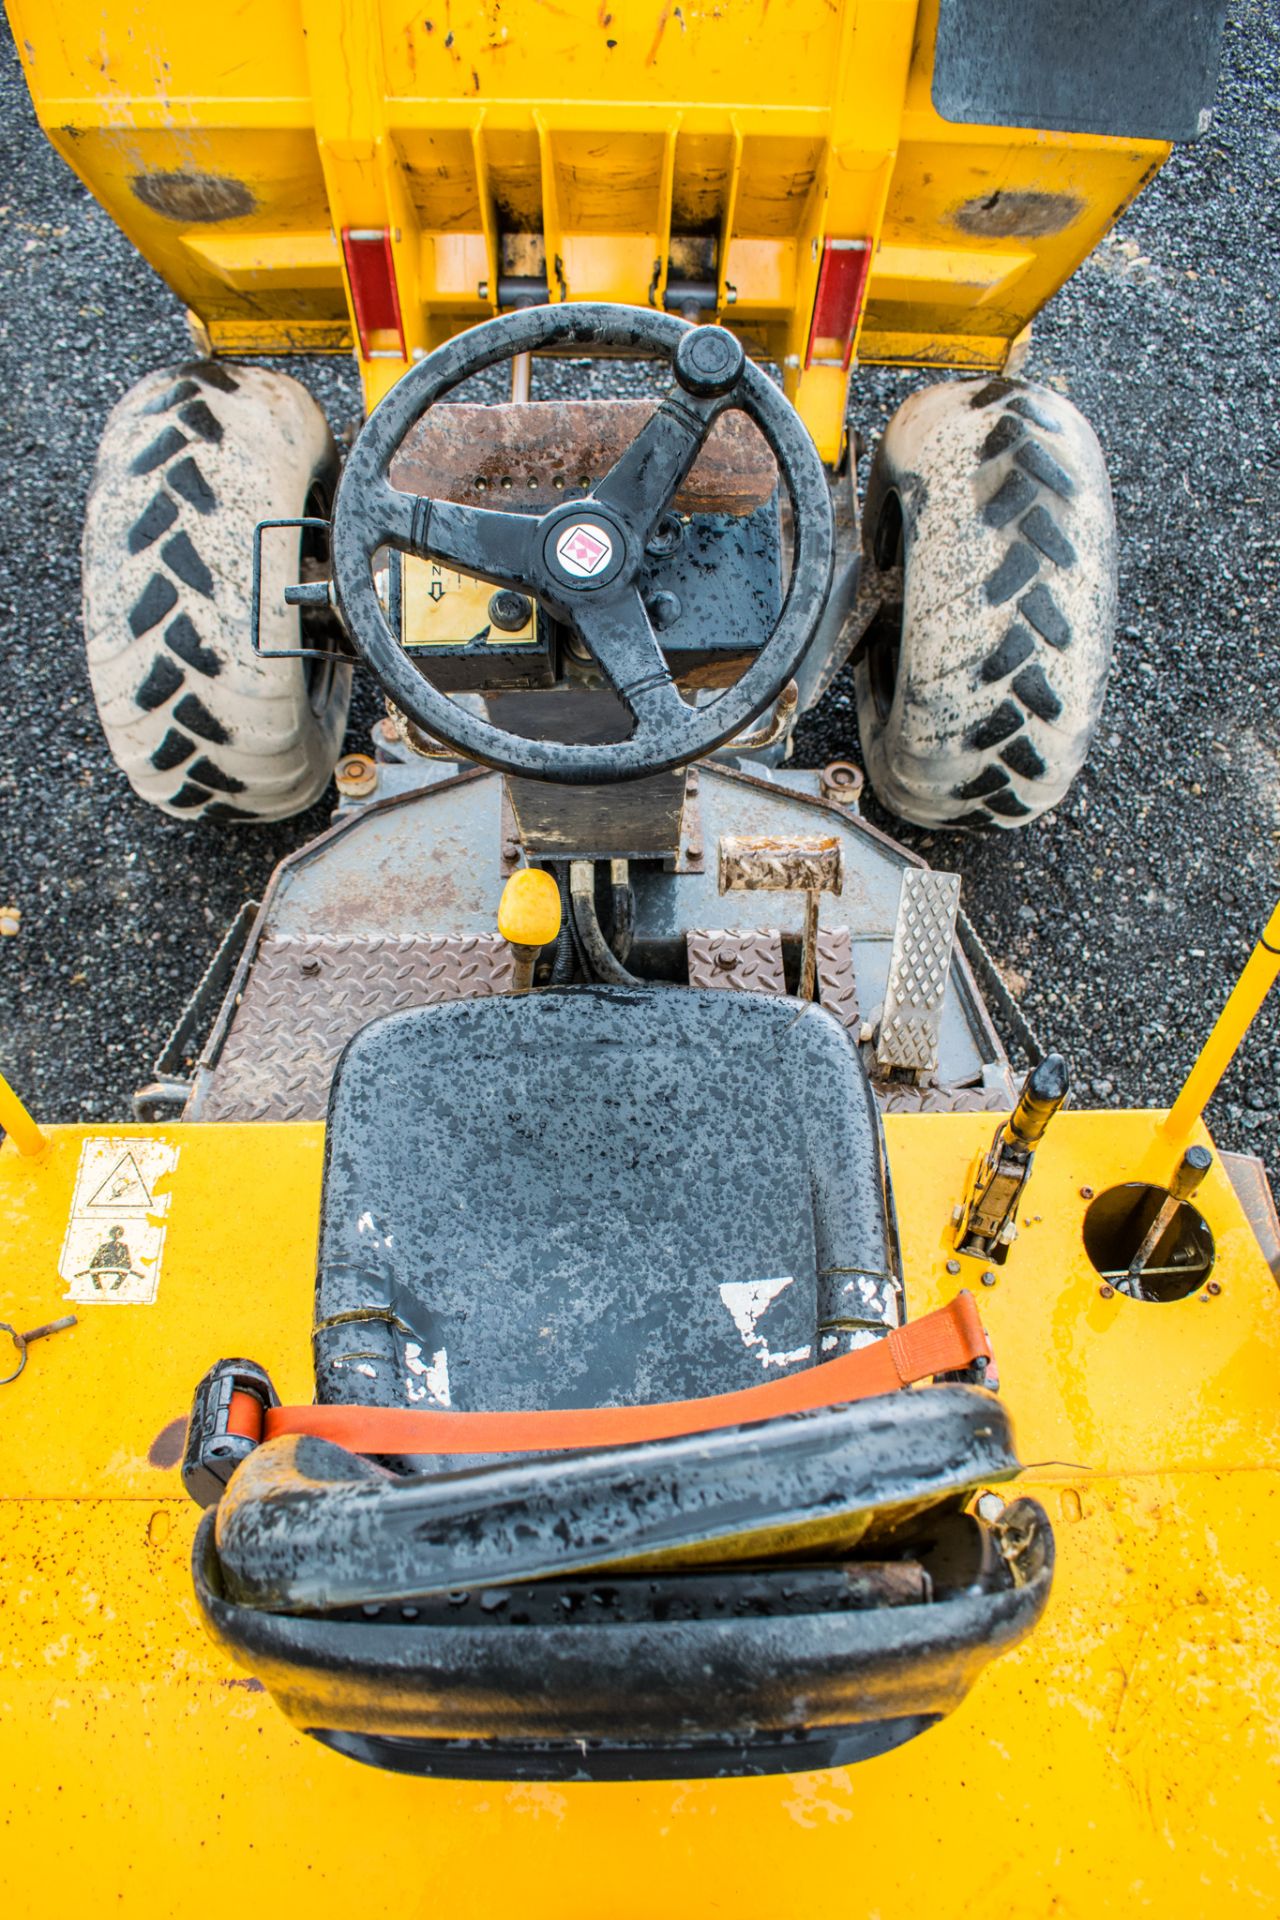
left=5, top=7, right=1269, bottom=1910
left=6, top=0, right=1169, bottom=456
left=2, top=1107, right=1279, bottom=1914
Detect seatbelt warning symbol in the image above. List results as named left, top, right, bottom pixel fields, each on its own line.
left=58, top=1137, right=180, bottom=1306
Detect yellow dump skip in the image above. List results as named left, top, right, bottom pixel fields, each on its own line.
left=4, top=0, right=1167, bottom=457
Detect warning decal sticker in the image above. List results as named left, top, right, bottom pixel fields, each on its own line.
left=58, top=1137, right=180, bottom=1306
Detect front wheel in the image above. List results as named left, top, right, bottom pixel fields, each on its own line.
left=83, top=362, right=352, bottom=823
left=854, top=376, right=1117, bottom=829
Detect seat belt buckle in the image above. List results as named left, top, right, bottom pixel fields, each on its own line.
left=181, top=1358, right=280, bottom=1509
left=935, top=1351, right=999, bottom=1390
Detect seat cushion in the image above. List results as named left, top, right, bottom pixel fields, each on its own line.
left=314, top=985, right=901, bottom=1414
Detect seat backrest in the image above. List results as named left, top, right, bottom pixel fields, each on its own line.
left=314, top=986, right=901, bottom=1413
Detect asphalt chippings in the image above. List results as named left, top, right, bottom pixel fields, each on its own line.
left=0, top=8, right=1276, bottom=1192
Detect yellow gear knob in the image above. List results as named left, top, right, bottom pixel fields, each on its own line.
left=497, top=867, right=562, bottom=950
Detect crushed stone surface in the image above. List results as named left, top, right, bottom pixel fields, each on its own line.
left=0, top=7, right=1275, bottom=1191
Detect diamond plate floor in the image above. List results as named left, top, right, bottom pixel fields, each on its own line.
left=195, top=934, right=515, bottom=1122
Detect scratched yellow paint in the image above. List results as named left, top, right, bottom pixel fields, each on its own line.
left=1, top=1111, right=1278, bottom=1914
left=3, top=0, right=1168, bottom=460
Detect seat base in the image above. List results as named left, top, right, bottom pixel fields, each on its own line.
left=194, top=1382, right=1053, bottom=1782
left=311, top=1716, right=938, bottom=1782
left=195, top=1492, right=1052, bottom=1781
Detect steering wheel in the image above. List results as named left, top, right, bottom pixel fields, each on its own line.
left=330, top=303, right=833, bottom=784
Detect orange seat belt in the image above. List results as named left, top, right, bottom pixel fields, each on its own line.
left=227, top=1293, right=990, bottom=1458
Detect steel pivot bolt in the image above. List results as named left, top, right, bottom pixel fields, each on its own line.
left=819, top=760, right=863, bottom=807
left=335, top=753, right=378, bottom=799
left=673, top=325, right=744, bottom=398
left=646, top=591, right=682, bottom=631
left=646, top=514, right=684, bottom=558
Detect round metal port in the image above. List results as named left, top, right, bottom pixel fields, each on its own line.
left=1083, top=1183, right=1215, bottom=1301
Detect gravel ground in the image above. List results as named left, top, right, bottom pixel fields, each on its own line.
left=0, top=7, right=1276, bottom=1189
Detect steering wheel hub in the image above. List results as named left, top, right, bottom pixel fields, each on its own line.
left=544, top=510, right=627, bottom=590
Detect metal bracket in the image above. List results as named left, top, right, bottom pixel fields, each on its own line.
left=250, top=516, right=353, bottom=662
left=955, top=905, right=1044, bottom=1068
left=181, top=1358, right=279, bottom=1509
left=499, top=781, right=522, bottom=874
left=953, top=1055, right=1070, bottom=1264
left=132, top=902, right=259, bottom=1119
left=718, top=832, right=844, bottom=1002
left=676, top=767, right=705, bottom=873
left=815, top=926, right=861, bottom=1030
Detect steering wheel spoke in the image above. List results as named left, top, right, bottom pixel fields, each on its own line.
left=571, top=588, right=694, bottom=738
left=591, top=391, right=722, bottom=546
left=379, top=485, right=537, bottom=591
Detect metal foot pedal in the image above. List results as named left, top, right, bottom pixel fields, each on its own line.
left=687, top=930, right=786, bottom=997
left=815, top=926, right=860, bottom=1030
left=876, top=871, right=961, bottom=1079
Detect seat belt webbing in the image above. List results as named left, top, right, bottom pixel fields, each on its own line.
left=227, top=1292, right=991, bottom=1457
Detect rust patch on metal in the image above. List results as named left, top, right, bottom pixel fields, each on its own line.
left=131, top=170, right=256, bottom=223
left=148, top=1416, right=187, bottom=1469
left=718, top=834, right=844, bottom=896
left=393, top=401, right=776, bottom=514
left=953, top=191, right=1084, bottom=239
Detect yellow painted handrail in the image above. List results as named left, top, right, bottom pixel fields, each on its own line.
left=1163, top=899, right=1280, bottom=1139
left=0, top=1068, right=47, bottom=1157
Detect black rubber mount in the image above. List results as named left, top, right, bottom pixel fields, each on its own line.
left=330, top=303, right=833, bottom=784
left=487, top=590, right=533, bottom=632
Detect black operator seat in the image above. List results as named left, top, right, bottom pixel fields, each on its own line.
left=194, top=985, right=1054, bottom=1784
left=312, top=985, right=905, bottom=1417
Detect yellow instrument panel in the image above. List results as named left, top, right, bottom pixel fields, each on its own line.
left=401, top=558, right=534, bottom=649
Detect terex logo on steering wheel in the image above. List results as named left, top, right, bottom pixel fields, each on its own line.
left=555, top=522, right=614, bottom=579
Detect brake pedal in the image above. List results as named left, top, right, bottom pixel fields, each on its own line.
left=876, top=870, right=961, bottom=1080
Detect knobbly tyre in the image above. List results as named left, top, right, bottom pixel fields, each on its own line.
left=2, top=294, right=1279, bottom=1915
left=5, top=0, right=1230, bottom=827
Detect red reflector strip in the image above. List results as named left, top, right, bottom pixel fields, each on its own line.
left=341, top=228, right=406, bottom=359
left=805, top=239, right=872, bottom=372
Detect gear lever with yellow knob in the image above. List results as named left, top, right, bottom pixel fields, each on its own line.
left=498, top=868, right=563, bottom=990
